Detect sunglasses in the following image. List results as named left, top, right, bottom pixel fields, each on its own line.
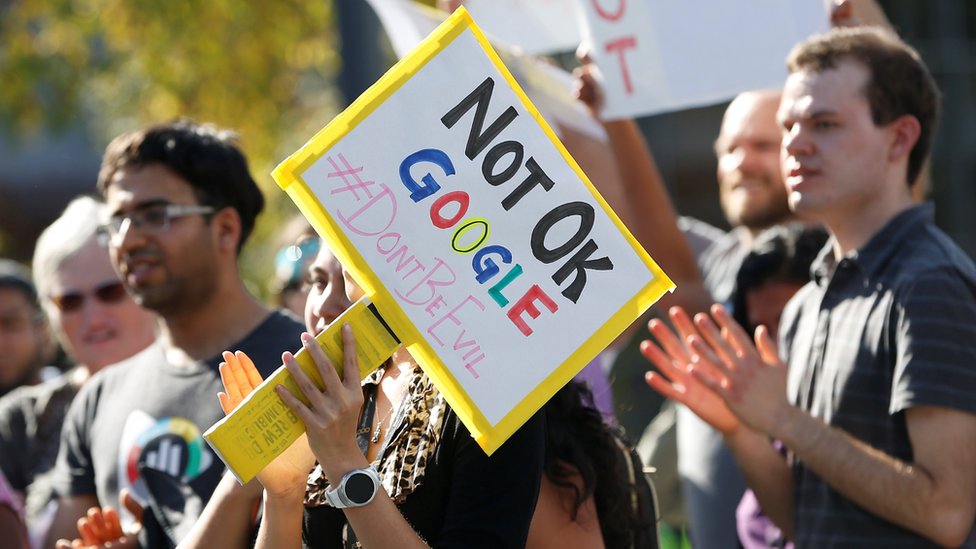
left=50, top=280, right=128, bottom=313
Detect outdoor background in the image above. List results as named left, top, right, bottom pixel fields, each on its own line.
left=1, top=0, right=973, bottom=300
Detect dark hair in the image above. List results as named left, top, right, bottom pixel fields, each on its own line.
left=787, top=27, right=940, bottom=187
left=732, top=223, right=829, bottom=330
left=543, top=381, right=656, bottom=548
left=0, top=259, right=40, bottom=312
left=96, top=119, right=265, bottom=252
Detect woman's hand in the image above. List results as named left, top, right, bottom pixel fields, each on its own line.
left=276, top=326, right=368, bottom=479
left=218, top=350, right=315, bottom=500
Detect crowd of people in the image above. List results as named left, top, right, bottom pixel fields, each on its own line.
left=0, top=1, right=974, bottom=548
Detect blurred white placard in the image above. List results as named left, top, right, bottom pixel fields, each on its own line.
left=465, top=0, right=582, bottom=54
left=366, top=0, right=605, bottom=141
left=577, top=0, right=829, bottom=119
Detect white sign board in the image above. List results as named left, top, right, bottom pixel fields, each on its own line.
left=465, top=0, right=583, bottom=54
left=274, top=8, right=672, bottom=453
left=578, top=0, right=829, bottom=119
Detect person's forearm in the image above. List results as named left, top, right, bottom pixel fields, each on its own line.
left=341, top=495, right=431, bottom=549
left=178, top=475, right=262, bottom=549
left=773, top=406, right=970, bottom=546
left=255, top=491, right=304, bottom=549
left=725, top=426, right=795, bottom=537
left=602, top=119, right=711, bottom=314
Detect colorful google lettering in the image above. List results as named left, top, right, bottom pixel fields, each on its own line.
left=399, top=76, right=615, bottom=336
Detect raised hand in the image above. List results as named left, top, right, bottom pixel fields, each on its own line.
left=642, top=307, right=740, bottom=435
left=572, top=46, right=606, bottom=118
left=54, top=490, right=142, bottom=549
left=218, top=350, right=266, bottom=414
left=276, top=326, right=368, bottom=478
left=217, top=349, right=315, bottom=499
left=684, top=304, right=791, bottom=436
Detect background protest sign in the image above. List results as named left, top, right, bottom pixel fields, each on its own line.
left=273, top=7, right=673, bottom=454
left=464, top=0, right=582, bottom=55
left=578, top=0, right=828, bottom=119
left=365, top=0, right=606, bottom=142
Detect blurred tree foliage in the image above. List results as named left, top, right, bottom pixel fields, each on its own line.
left=0, top=0, right=344, bottom=300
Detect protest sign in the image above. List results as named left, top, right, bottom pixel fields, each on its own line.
left=464, top=0, right=582, bottom=55
left=271, top=6, right=672, bottom=454
left=578, top=0, right=828, bottom=119
left=365, top=0, right=606, bottom=141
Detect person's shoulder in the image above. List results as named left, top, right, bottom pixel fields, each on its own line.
left=0, top=373, right=75, bottom=414
left=252, top=309, right=306, bottom=340
left=888, top=223, right=976, bottom=291
left=678, top=216, right=730, bottom=257
left=73, top=342, right=165, bottom=400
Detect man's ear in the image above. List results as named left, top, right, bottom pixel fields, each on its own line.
left=211, top=207, right=243, bottom=253
left=888, top=114, right=921, bottom=163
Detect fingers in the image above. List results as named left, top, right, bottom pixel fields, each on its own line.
left=237, top=350, right=265, bottom=390
left=275, top=380, right=316, bottom=428
left=119, top=488, right=144, bottom=523
left=218, top=351, right=244, bottom=408
left=647, top=318, right=692, bottom=365
left=687, top=335, right=734, bottom=380
left=639, top=339, right=686, bottom=383
left=281, top=351, right=322, bottom=408
left=217, top=392, right=233, bottom=416
left=78, top=515, right=97, bottom=545
left=103, top=506, right=123, bottom=538
left=644, top=371, right=684, bottom=402
left=755, top=325, right=782, bottom=366
left=301, top=332, right=344, bottom=396
left=55, top=541, right=73, bottom=549
left=668, top=306, right=699, bottom=344
left=710, top=304, right=757, bottom=357
left=692, top=313, right=740, bottom=371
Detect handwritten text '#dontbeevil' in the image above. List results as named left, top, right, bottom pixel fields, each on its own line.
left=331, top=77, right=615, bottom=346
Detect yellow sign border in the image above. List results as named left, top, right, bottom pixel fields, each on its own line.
left=272, top=7, right=673, bottom=454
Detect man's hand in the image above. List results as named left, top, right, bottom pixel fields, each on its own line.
left=642, top=307, right=740, bottom=435
left=684, top=304, right=791, bottom=437
left=55, top=490, right=143, bottom=549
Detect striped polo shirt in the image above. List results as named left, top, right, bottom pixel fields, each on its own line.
left=781, top=204, right=976, bottom=548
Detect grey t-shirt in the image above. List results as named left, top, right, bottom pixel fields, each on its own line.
left=0, top=372, right=78, bottom=521
left=53, top=311, right=304, bottom=548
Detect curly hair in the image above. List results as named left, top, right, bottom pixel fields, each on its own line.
left=543, top=381, right=656, bottom=548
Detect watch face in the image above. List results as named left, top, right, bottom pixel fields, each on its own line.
left=345, top=471, right=376, bottom=504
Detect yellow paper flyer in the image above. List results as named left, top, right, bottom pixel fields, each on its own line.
left=204, top=298, right=400, bottom=483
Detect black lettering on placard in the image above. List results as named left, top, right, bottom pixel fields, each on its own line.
left=482, top=140, right=523, bottom=185
left=530, top=202, right=595, bottom=262
left=502, top=157, right=555, bottom=211
left=552, top=239, right=613, bottom=303
left=441, top=77, right=519, bottom=160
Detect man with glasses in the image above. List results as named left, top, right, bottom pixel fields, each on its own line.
left=47, top=120, right=305, bottom=548
left=0, top=196, right=158, bottom=546
left=0, top=259, right=52, bottom=399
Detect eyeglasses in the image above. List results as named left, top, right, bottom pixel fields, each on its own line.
left=97, top=203, right=215, bottom=245
left=49, top=280, right=128, bottom=312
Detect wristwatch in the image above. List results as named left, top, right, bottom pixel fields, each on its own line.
left=324, top=466, right=382, bottom=508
